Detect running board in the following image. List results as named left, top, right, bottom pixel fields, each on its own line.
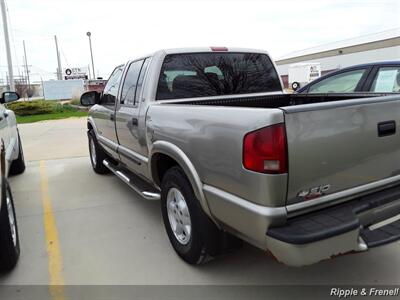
left=103, top=159, right=161, bottom=200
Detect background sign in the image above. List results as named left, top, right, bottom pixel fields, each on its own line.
left=63, top=67, right=89, bottom=80
left=43, top=79, right=85, bottom=100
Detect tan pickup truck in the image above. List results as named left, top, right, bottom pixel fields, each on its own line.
left=80, top=47, right=400, bottom=266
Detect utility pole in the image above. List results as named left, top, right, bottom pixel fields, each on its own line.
left=86, top=32, right=95, bottom=79
left=54, top=35, right=63, bottom=80
left=23, top=40, right=30, bottom=99
left=1, top=0, right=15, bottom=91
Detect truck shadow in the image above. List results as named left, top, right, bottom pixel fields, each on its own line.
left=3, top=159, right=398, bottom=286
left=195, top=240, right=399, bottom=285
left=112, top=173, right=399, bottom=285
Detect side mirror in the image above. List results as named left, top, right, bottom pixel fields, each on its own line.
left=0, top=92, right=20, bottom=104
left=80, top=91, right=100, bottom=106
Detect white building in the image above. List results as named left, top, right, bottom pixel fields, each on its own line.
left=276, top=28, right=400, bottom=88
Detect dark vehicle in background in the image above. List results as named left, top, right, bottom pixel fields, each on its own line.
left=295, top=61, right=400, bottom=94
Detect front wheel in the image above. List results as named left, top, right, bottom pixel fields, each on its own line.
left=88, top=130, right=110, bottom=174
left=0, top=179, right=20, bottom=271
left=161, top=167, right=224, bottom=264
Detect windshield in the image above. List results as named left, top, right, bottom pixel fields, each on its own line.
left=156, top=52, right=281, bottom=100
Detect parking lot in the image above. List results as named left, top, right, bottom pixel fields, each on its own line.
left=0, top=118, right=399, bottom=289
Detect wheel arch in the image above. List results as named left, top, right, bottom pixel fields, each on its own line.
left=87, top=116, right=99, bottom=135
left=149, top=141, right=216, bottom=223
left=87, top=118, right=95, bottom=131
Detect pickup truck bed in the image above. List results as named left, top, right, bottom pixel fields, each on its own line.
left=166, top=92, right=393, bottom=107
left=163, top=92, right=400, bottom=205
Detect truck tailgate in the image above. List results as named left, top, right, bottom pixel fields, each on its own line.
left=282, top=96, right=400, bottom=205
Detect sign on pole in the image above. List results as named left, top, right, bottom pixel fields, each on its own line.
left=63, top=67, right=89, bottom=80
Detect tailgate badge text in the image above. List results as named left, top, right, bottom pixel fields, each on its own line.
left=297, top=184, right=331, bottom=200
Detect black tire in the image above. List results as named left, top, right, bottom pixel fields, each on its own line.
left=161, top=166, right=230, bottom=264
left=0, top=178, right=20, bottom=271
left=88, top=130, right=110, bottom=174
left=9, top=133, right=25, bottom=176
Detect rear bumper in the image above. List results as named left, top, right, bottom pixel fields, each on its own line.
left=266, top=184, right=400, bottom=266
left=203, top=184, right=287, bottom=249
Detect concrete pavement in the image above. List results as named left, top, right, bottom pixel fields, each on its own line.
left=17, top=118, right=88, bottom=162
left=0, top=118, right=398, bottom=294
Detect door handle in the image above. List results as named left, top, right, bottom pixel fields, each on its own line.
left=110, top=113, right=115, bottom=121
left=378, top=121, right=396, bottom=137
left=131, top=118, right=138, bottom=126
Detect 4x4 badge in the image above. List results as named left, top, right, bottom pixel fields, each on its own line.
left=297, top=184, right=331, bottom=200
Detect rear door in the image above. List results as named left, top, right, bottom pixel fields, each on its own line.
left=93, top=65, right=124, bottom=154
left=283, top=96, right=400, bottom=205
left=115, top=58, right=150, bottom=172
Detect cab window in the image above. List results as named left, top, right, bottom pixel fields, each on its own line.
left=120, top=60, right=144, bottom=106
left=135, top=58, right=150, bottom=104
left=156, top=53, right=281, bottom=100
left=101, top=66, right=124, bottom=106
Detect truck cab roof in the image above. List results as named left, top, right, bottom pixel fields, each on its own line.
left=157, top=47, right=271, bottom=55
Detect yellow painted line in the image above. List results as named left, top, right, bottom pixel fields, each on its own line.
left=39, top=160, right=66, bottom=300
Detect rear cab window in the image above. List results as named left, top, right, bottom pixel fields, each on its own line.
left=120, top=58, right=150, bottom=106
left=156, top=52, right=281, bottom=100
left=120, top=60, right=145, bottom=106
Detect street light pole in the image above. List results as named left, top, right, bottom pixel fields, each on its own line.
left=87, top=32, right=95, bottom=80
left=1, top=0, right=15, bottom=91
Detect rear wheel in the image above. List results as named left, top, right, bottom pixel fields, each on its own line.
left=9, top=133, right=25, bottom=176
left=0, top=179, right=20, bottom=271
left=88, top=130, right=110, bottom=174
left=161, top=166, right=240, bottom=264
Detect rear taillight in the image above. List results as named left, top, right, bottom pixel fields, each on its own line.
left=243, top=124, right=287, bottom=174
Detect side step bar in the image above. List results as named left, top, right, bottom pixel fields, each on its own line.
left=103, top=159, right=161, bottom=200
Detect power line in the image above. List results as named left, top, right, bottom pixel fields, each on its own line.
left=59, top=40, right=70, bottom=67
left=11, top=28, right=54, bottom=40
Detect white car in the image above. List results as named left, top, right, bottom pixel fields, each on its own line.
left=0, top=91, right=26, bottom=271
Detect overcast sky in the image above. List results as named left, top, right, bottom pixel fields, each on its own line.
left=1, top=0, right=399, bottom=82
